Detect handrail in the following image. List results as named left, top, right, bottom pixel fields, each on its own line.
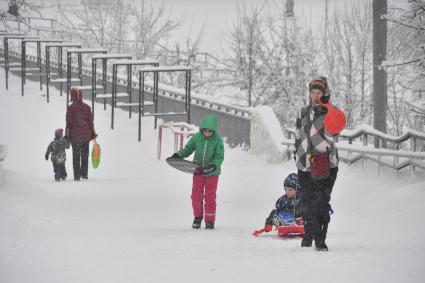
left=282, top=125, right=425, bottom=174
left=285, top=124, right=425, bottom=149
left=339, top=124, right=425, bottom=144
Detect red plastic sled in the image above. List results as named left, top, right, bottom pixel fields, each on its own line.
left=251, top=225, right=304, bottom=237
left=251, top=228, right=266, bottom=237
left=321, top=101, right=346, bottom=134
left=276, top=225, right=304, bottom=237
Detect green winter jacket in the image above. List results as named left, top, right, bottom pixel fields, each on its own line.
left=178, top=115, right=224, bottom=176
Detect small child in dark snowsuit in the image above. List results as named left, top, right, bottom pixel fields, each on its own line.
left=45, top=128, right=70, bottom=181
left=264, top=173, right=302, bottom=232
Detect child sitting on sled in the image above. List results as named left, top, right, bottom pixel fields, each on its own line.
left=264, top=173, right=302, bottom=232
left=45, top=128, right=70, bottom=181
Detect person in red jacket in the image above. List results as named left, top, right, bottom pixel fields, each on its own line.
left=65, top=88, right=97, bottom=181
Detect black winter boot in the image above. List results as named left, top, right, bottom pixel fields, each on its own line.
left=205, top=222, right=214, bottom=230
left=315, top=241, right=328, bottom=251
left=192, top=217, right=203, bottom=229
left=301, top=236, right=313, bottom=247
left=301, top=220, right=313, bottom=247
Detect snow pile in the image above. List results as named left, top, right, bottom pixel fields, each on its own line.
left=250, top=106, right=286, bottom=163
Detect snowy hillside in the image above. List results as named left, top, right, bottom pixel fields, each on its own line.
left=1, top=69, right=425, bottom=283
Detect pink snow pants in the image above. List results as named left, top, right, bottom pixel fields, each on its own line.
left=192, top=175, right=219, bottom=222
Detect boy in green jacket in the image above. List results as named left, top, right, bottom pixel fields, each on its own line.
left=171, top=115, right=224, bottom=230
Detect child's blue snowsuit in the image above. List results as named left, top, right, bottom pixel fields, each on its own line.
left=265, top=195, right=300, bottom=226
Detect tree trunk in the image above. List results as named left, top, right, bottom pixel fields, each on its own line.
left=373, top=0, right=387, bottom=147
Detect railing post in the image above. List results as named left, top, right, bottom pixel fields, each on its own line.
left=21, top=40, right=25, bottom=96
left=92, top=58, right=96, bottom=117
left=46, top=45, right=50, bottom=103
left=5, top=37, right=9, bottom=90
left=157, top=126, right=163, bottom=160
left=174, top=133, right=179, bottom=153
left=411, top=137, right=416, bottom=152
left=363, top=134, right=368, bottom=167
left=37, top=41, right=42, bottom=91
left=59, top=47, right=63, bottom=96
left=394, top=141, right=400, bottom=171
left=410, top=161, right=415, bottom=177
left=66, top=51, right=71, bottom=108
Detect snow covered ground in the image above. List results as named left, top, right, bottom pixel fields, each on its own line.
left=1, top=68, right=425, bottom=283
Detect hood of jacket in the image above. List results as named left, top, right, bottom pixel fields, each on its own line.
left=199, top=115, right=217, bottom=132
left=70, top=88, right=83, bottom=103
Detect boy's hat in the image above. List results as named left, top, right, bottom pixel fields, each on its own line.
left=55, top=128, right=63, bottom=138
left=284, top=173, right=300, bottom=191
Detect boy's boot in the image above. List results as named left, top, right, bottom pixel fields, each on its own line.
left=205, top=222, right=214, bottom=230
left=192, top=217, right=203, bottom=229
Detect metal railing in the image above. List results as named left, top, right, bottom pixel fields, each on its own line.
left=282, top=124, right=425, bottom=174
left=0, top=46, right=252, bottom=147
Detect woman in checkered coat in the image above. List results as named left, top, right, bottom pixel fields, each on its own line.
left=294, top=77, right=339, bottom=251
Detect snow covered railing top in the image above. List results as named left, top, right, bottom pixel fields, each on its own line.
left=336, top=143, right=425, bottom=159
left=91, top=53, right=133, bottom=60
left=45, top=42, right=82, bottom=48
left=2, top=35, right=39, bottom=40
left=0, top=32, right=26, bottom=36
left=339, top=124, right=425, bottom=144
left=22, top=39, right=62, bottom=43
left=112, top=59, right=159, bottom=65
left=159, top=122, right=198, bottom=135
left=67, top=48, right=108, bottom=53
left=139, top=66, right=192, bottom=72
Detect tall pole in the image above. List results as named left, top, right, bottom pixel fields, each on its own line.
left=373, top=0, right=387, bottom=147
left=325, top=0, right=328, bottom=37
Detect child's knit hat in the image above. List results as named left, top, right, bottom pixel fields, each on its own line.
left=55, top=128, right=63, bottom=138
left=284, top=173, right=300, bottom=191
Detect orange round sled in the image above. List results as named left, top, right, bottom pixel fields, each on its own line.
left=321, top=101, right=347, bottom=134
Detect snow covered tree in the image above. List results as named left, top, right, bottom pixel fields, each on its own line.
left=259, top=10, right=318, bottom=126
left=131, top=0, right=180, bottom=60
left=384, top=0, right=425, bottom=135
left=7, top=0, right=45, bottom=17
left=384, top=0, right=425, bottom=75
left=55, top=0, right=124, bottom=49
left=225, top=2, right=265, bottom=107
left=319, top=1, right=374, bottom=128
left=223, top=0, right=318, bottom=126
